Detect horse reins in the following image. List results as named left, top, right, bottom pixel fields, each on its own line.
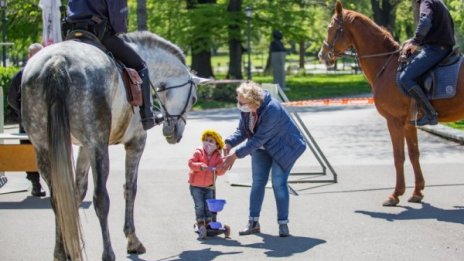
left=322, top=15, right=346, bottom=60
left=150, top=78, right=195, bottom=123
left=323, top=15, right=400, bottom=84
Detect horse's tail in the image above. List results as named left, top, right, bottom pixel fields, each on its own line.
left=44, top=56, right=83, bottom=260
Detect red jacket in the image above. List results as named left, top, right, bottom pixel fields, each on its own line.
left=188, top=148, right=226, bottom=187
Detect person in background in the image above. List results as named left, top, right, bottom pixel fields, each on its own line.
left=269, top=30, right=287, bottom=91
left=7, top=43, right=46, bottom=197
left=65, top=0, right=162, bottom=130
left=398, top=0, right=455, bottom=126
left=221, top=81, right=306, bottom=237
left=188, top=130, right=228, bottom=240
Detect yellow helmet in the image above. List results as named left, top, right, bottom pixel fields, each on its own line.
left=201, top=129, right=224, bottom=150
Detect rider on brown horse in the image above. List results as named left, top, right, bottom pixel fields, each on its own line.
left=398, top=0, right=455, bottom=126
left=65, top=0, right=163, bottom=130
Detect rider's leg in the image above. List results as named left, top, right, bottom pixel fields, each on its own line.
left=20, top=125, right=45, bottom=197
left=398, top=44, right=451, bottom=126
left=101, top=34, right=160, bottom=130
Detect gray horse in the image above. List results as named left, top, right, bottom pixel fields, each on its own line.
left=21, top=31, right=201, bottom=261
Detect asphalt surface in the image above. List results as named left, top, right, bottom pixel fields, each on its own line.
left=1, top=105, right=464, bottom=261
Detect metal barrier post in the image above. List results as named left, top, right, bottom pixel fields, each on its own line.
left=261, top=83, right=338, bottom=185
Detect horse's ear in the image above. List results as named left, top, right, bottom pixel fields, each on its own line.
left=192, top=75, right=210, bottom=85
left=335, top=1, right=343, bottom=16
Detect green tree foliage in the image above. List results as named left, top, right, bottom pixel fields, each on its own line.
left=5, top=0, right=463, bottom=71
left=446, top=0, right=464, bottom=48
left=6, top=1, right=42, bottom=59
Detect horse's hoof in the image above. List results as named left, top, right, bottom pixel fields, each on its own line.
left=127, top=243, right=146, bottom=254
left=382, top=197, right=399, bottom=207
left=407, top=194, right=423, bottom=203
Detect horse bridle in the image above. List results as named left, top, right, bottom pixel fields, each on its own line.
left=322, top=15, right=346, bottom=60
left=151, top=78, right=195, bottom=124
left=322, top=15, right=400, bottom=83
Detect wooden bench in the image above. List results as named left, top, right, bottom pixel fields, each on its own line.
left=0, top=133, right=38, bottom=172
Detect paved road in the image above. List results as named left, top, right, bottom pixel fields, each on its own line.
left=1, top=105, right=463, bottom=261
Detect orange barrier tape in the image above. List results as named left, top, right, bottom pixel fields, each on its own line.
left=284, top=97, right=375, bottom=107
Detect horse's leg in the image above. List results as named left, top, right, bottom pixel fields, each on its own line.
left=404, top=124, right=425, bottom=203
left=383, top=118, right=406, bottom=206
left=123, top=136, right=147, bottom=254
left=76, top=146, right=91, bottom=203
left=35, top=148, right=67, bottom=261
left=89, top=144, right=115, bottom=261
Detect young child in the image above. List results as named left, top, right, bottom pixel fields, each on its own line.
left=188, top=130, right=229, bottom=239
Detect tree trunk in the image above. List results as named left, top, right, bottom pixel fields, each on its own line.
left=370, top=0, right=401, bottom=33
left=299, top=40, right=305, bottom=69
left=137, top=0, right=147, bottom=31
left=226, top=0, right=243, bottom=79
left=187, top=0, right=215, bottom=78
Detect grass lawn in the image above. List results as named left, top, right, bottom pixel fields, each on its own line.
left=254, top=74, right=371, bottom=101
left=445, top=121, right=464, bottom=131
left=193, top=73, right=371, bottom=110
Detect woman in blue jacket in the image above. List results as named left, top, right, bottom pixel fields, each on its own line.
left=222, top=81, right=306, bottom=237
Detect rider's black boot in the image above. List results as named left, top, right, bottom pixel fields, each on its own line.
left=27, top=173, right=46, bottom=197
left=138, top=68, right=163, bottom=130
left=408, top=85, right=438, bottom=126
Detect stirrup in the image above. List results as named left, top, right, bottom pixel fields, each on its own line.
left=410, top=113, right=438, bottom=126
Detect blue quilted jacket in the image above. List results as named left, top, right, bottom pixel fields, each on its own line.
left=225, top=91, right=306, bottom=172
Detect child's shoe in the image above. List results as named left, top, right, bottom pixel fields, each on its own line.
left=197, top=220, right=207, bottom=240
left=224, top=225, right=231, bottom=239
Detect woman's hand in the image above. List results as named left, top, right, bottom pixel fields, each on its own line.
left=223, top=143, right=232, bottom=156
left=221, top=153, right=237, bottom=171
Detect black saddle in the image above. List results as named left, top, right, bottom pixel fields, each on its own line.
left=65, top=29, right=143, bottom=107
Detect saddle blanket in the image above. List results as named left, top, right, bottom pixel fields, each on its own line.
left=425, top=55, right=463, bottom=100
left=397, top=55, right=463, bottom=100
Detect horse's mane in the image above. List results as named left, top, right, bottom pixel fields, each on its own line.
left=344, top=10, right=400, bottom=50
left=122, top=31, right=186, bottom=65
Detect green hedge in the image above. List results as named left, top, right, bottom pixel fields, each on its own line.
left=0, top=66, right=21, bottom=123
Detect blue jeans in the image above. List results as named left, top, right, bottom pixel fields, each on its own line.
left=249, top=149, right=293, bottom=224
left=399, top=44, right=452, bottom=92
left=190, top=186, right=214, bottom=221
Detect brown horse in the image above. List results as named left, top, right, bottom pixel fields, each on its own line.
left=319, top=1, right=464, bottom=206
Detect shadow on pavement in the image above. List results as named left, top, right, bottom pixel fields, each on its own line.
left=252, top=233, right=326, bottom=258
left=157, top=233, right=325, bottom=260
left=202, top=233, right=325, bottom=258
left=355, top=202, right=464, bottom=225
left=0, top=196, right=92, bottom=210
left=159, top=247, right=242, bottom=261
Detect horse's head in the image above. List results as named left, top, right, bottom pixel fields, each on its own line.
left=318, top=1, right=353, bottom=68
left=156, top=73, right=206, bottom=144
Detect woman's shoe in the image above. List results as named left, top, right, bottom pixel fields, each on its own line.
left=279, top=224, right=290, bottom=237
left=238, top=221, right=260, bottom=236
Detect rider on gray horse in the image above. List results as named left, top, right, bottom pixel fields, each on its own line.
left=398, top=0, right=455, bottom=126
left=65, top=0, right=162, bottom=130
